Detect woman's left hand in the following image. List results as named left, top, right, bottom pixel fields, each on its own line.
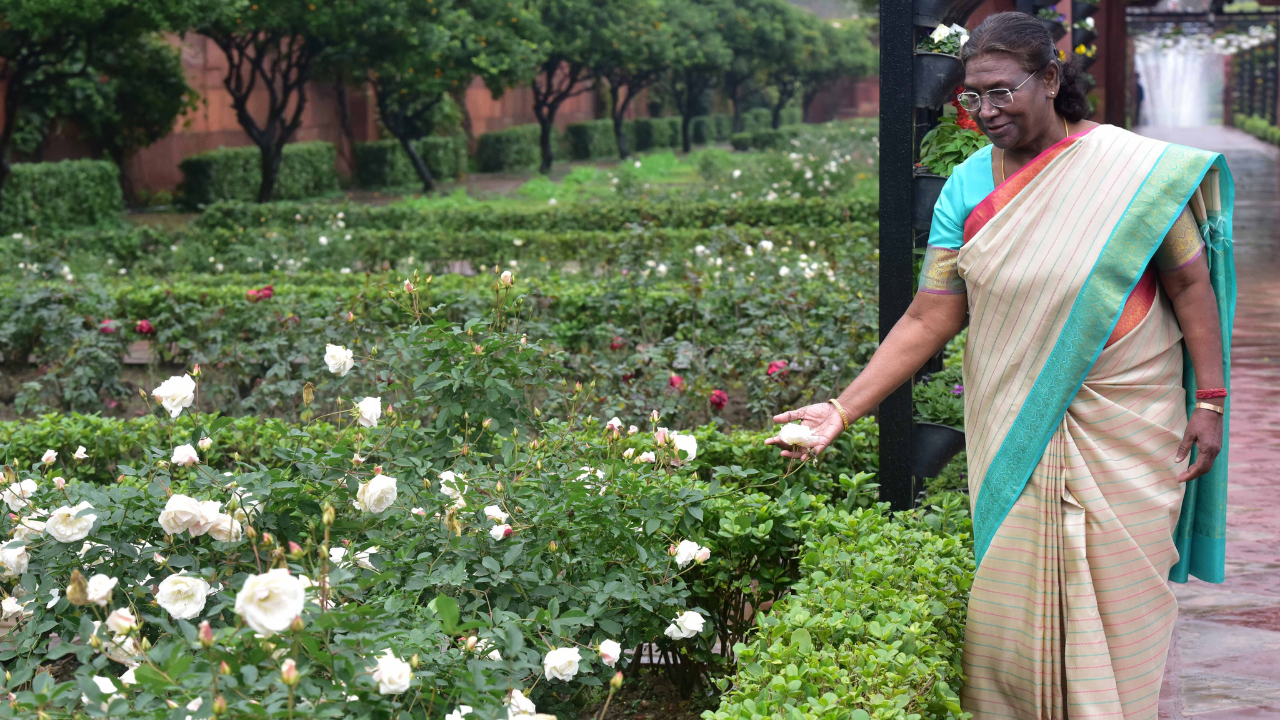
left=1175, top=406, right=1223, bottom=483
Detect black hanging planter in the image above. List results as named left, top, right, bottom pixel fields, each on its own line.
left=1072, top=27, right=1097, bottom=48
left=1039, top=19, right=1066, bottom=42
left=913, top=0, right=986, bottom=29
left=912, top=423, right=966, bottom=479
left=1072, top=0, right=1099, bottom=20
left=1080, top=53, right=1097, bottom=71
left=914, top=52, right=966, bottom=109
left=914, top=170, right=948, bottom=233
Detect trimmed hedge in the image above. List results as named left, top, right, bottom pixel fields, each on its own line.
left=732, top=125, right=805, bottom=152
left=631, top=117, right=683, bottom=151
left=353, top=135, right=468, bottom=188
left=196, top=196, right=877, bottom=233
left=475, top=123, right=542, bottom=172
left=565, top=119, right=619, bottom=160
left=707, top=506, right=974, bottom=720
left=177, top=141, right=340, bottom=209
left=1231, top=114, right=1280, bottom=145
left=0, top=159, right=123, bottom=232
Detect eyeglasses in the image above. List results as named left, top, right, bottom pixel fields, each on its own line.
left=956, top=65, right=1046, bottom=112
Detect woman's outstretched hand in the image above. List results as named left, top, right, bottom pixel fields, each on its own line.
left=765, top=402, right=845, bottom=460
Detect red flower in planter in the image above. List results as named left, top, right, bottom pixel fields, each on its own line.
left=610, top=336, right=625, bottom=351
left=99, top=319, right=118, bottom=334
left=246, top=284, right=274, bottom=303
left=709, top=389, right=728, bottom=410
left=669, top=373, right=685, bottom=391
left=766, top=360, right=789, bottom=377
left=135, top=319, right=155, bottom=335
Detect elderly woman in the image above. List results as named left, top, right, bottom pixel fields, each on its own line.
left=769, top=12, right=1234, bottom=720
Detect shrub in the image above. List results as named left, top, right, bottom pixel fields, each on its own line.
left=0, top=159, right=123, bottom=233
left=353, top=136, right=467, bottom=189
left=742, top=108, right=773, bottom=134
left=730, top=132, right=752, bottom=152
left=631, top=118, right=677, bottom=152
left=691, top=116, right=712, bottom=145
left=565, top=119, right=618, bottom=160
left=711, top=113, right=734, bottom=142
left=475, top=123, right=541, bottom=172
left=177, top=142, right=339, bottom=209
left=705, top=504, right=974, bottom=720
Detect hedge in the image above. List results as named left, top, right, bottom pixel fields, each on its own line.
left=0, top=159, right=123, bottom=233
left=353, top=135, right=468, bottom=188
left=689, top=113, right=733, bottom=144
left=475, top=123, right=542, bottom=172
left=707, top=506, right=974, bottom=720
left=565, top=119, right=619, bottom=160
left=196, top=195, right=878, bottom=233
left=177, top=141, right=340, bottom=208
left=732, top=125, right=805, bottom=152
left=631, top=117, right=683, bottom=152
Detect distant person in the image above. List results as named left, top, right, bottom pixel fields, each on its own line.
left=768, top=11, right=1234, bottom=719
left=1136, top=70, right=1146, bottom=126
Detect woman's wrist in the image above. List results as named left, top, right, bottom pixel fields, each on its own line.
left=827, top=398, right=851, bottom=431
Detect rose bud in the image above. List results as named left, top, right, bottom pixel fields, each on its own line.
left=199, top=620, right=214, bottom=647
left=280, top=658, right=301, bottom=686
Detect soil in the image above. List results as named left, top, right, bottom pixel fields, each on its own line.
left=579, top=671, right=719, bottom=720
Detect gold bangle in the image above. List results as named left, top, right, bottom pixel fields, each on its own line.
left=1195, top=401, right=1225, bottom=415
left=827, top=398, right=850, bottom=430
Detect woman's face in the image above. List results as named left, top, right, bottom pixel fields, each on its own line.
left=964, top=53, right=1060, bottom=150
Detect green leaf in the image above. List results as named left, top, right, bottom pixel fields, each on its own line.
left=790, top=628, right=813, bottom=655
left=429, top=594, right=459, bottom=633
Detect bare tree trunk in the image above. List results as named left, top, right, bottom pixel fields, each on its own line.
left=257, top=143, right=282, bottom=203
left=399, top=136, right=436, bottom=192
left=681, top=113, right=693, bottom=154
left=537, top=118, right=556, bottom=175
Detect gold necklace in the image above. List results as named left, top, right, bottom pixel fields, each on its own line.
left=1000, top=116, right=1070, bottom=184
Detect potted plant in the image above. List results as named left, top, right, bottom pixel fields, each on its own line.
left=1072, top=0, right=1099, bottom=21
left=913, top=0, right=985, bottom=31
left=1036, top=8, right=1067, bottom=42
left=914, top=100, right=990, bottom=232
left=912, top=367, right=966, bottom=479
left=1075, top=42, right=1098, bottom=70
left=1072, top=17, right=1097, bottom=47
left=914, top=24, right=969, bottom=109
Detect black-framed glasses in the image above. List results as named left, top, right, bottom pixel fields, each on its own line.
left=956, top=65, right=1046, bottom=112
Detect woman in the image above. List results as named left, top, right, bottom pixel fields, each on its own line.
left=768, top=13, right=1234, bottom=720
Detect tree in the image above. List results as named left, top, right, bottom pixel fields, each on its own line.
left=664, top=0, right=732, bottom=153
left=195, top=1, right=352, bottom=202
left=757, top=5, right=824, bottom=129
left=0, top=0, right=198, bottom=204
left=798, top=19, right=878, bottom=122
left=716, top=0, right=795, bottom=133
left=526, top=0, right=597, bottom=174
left=588, top=0, right=671, bottom=159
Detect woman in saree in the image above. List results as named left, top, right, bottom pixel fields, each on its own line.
left=767, top=12, right=1234, bottom=720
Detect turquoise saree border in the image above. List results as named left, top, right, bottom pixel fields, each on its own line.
left=972, top=144, right=1222, bottom=568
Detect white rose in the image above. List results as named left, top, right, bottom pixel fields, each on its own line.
left=671, top=433, right=698, bottom=461
left=636, top=451, right=656, bottom=463
left=777, top=422, right=818, bottom=448
left=355, top=546, right=379, bottom=570
left=930, top=23, right=951, bottom=42
left=483, top=505, right=509, bottom=523
left=476, top=638, right=502, bottom=661
left=439, top=471, right=465, bottom=503
left=41, top=449, right=57, bottom=465
left=758, top=240, right=773, bottom=253
left=0, top=544, right=29, bottom=578
left=197, top=436, right=212, bottom=451
left=151, top=375, right=196, bottom=418
left=1, top=479, right=37, bottom=511
left=622, top=448, right=635, bottom=459
left=369, top=649, right=412, bottom=694
left=119, top=668, right=136, bottom=686
left=171, top=444, right=199, bottom=467
left=668, top=611, right=705, bottom=639
left=105, top=607, right=139, bottom=635
left=74, top=446, right=89, bottom=460
left=86, top=574, right=117, bottom=607
left=157, top=573, right=211, bottom=620
left=543, top=647, right=580, bottom=681
left=500, top=270, right=514, bottom=286
left=489, top=524, right=513, bottom=541
left=599, top=639, right=622, bottom=667
left=85, top=675, right=123, bottom=710
left=357, top=396, right=382, bottom=428
left=158, top=494, right=204, bottom=535
left=325, top=344, right=355, bottom=377
left=12, top=518, right=43, bottom=541
left=329, top=546, right=348, bottom=565
left=46, top=502, right=97, bottom=543
left=673, top=540, right=701, bottom=569
left=695, top=546, right=711, bottom=563
left=356, top=474, right=398, bottom=513
left=605, top=417, right=623, bottom=433
left=207, top=513, right=243, bottom=543
left=0, top=596, right=29, bottom=620
left=234, top=568, right=305, bottom=636
left=186, top=500, right=223, bottom=538
left=446, top=706, right=474, bottom=720
left=505, top=689, right=537, bottom=720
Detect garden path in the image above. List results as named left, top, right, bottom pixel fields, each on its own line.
left=1138, top=126, right=1280, bottom=720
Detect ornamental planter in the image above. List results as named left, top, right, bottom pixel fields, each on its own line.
left=912, top=422, right=967, bottom=479
left=913, top=0, right=985, bottom=28
left=1072, top=0, right=1099, bottom=20
left=914, top=52, right=966, bottom=109
left=914, top=171, right=948, bottom=233
left=1072, top=28, right=1097, bottom=48
left=1039, top=19, right=1066, bottom=42
left=1080, top=53, right=1097, bottom=71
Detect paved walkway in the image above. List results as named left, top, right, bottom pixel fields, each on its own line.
left=1138, top=126, right=1280, bottom=720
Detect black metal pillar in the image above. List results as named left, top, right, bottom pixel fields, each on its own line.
left=878, top=0, right=916, bottom=512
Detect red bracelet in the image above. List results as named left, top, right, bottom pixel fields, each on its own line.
left=1195, top=388, right=1228, bottom=400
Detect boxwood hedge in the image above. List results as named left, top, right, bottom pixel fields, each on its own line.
left=0, top=159, right=123, bottom=233
left=177, top=141, right=340, bottom=209
left=353, top=135, right=468, bottom=188
left=475, top=123, right=542, bottom=172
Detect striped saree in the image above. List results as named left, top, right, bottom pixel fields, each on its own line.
left=952, top=125, right=1235, bottom=719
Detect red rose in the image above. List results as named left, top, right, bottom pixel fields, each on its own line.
left=669, top=373, right=685, bottom=391
left=99, top=319, right=117, bottom=334
left=766, top=360, right=789, bottom=377
left=135, top=319, right=155, bottom=335
left=709, top=389, right=728, bottom=410
left=258, top=284, right=274, bottom=300
left=610, top=336, right=625, bottom=351
left=246, top=289, right=260, bottom=303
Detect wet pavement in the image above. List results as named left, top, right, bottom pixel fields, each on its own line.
left=1139, top=126, right=1280, bottom=719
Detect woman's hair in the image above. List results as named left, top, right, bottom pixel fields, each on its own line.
left=959, top=11, right=1090, bottom=122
